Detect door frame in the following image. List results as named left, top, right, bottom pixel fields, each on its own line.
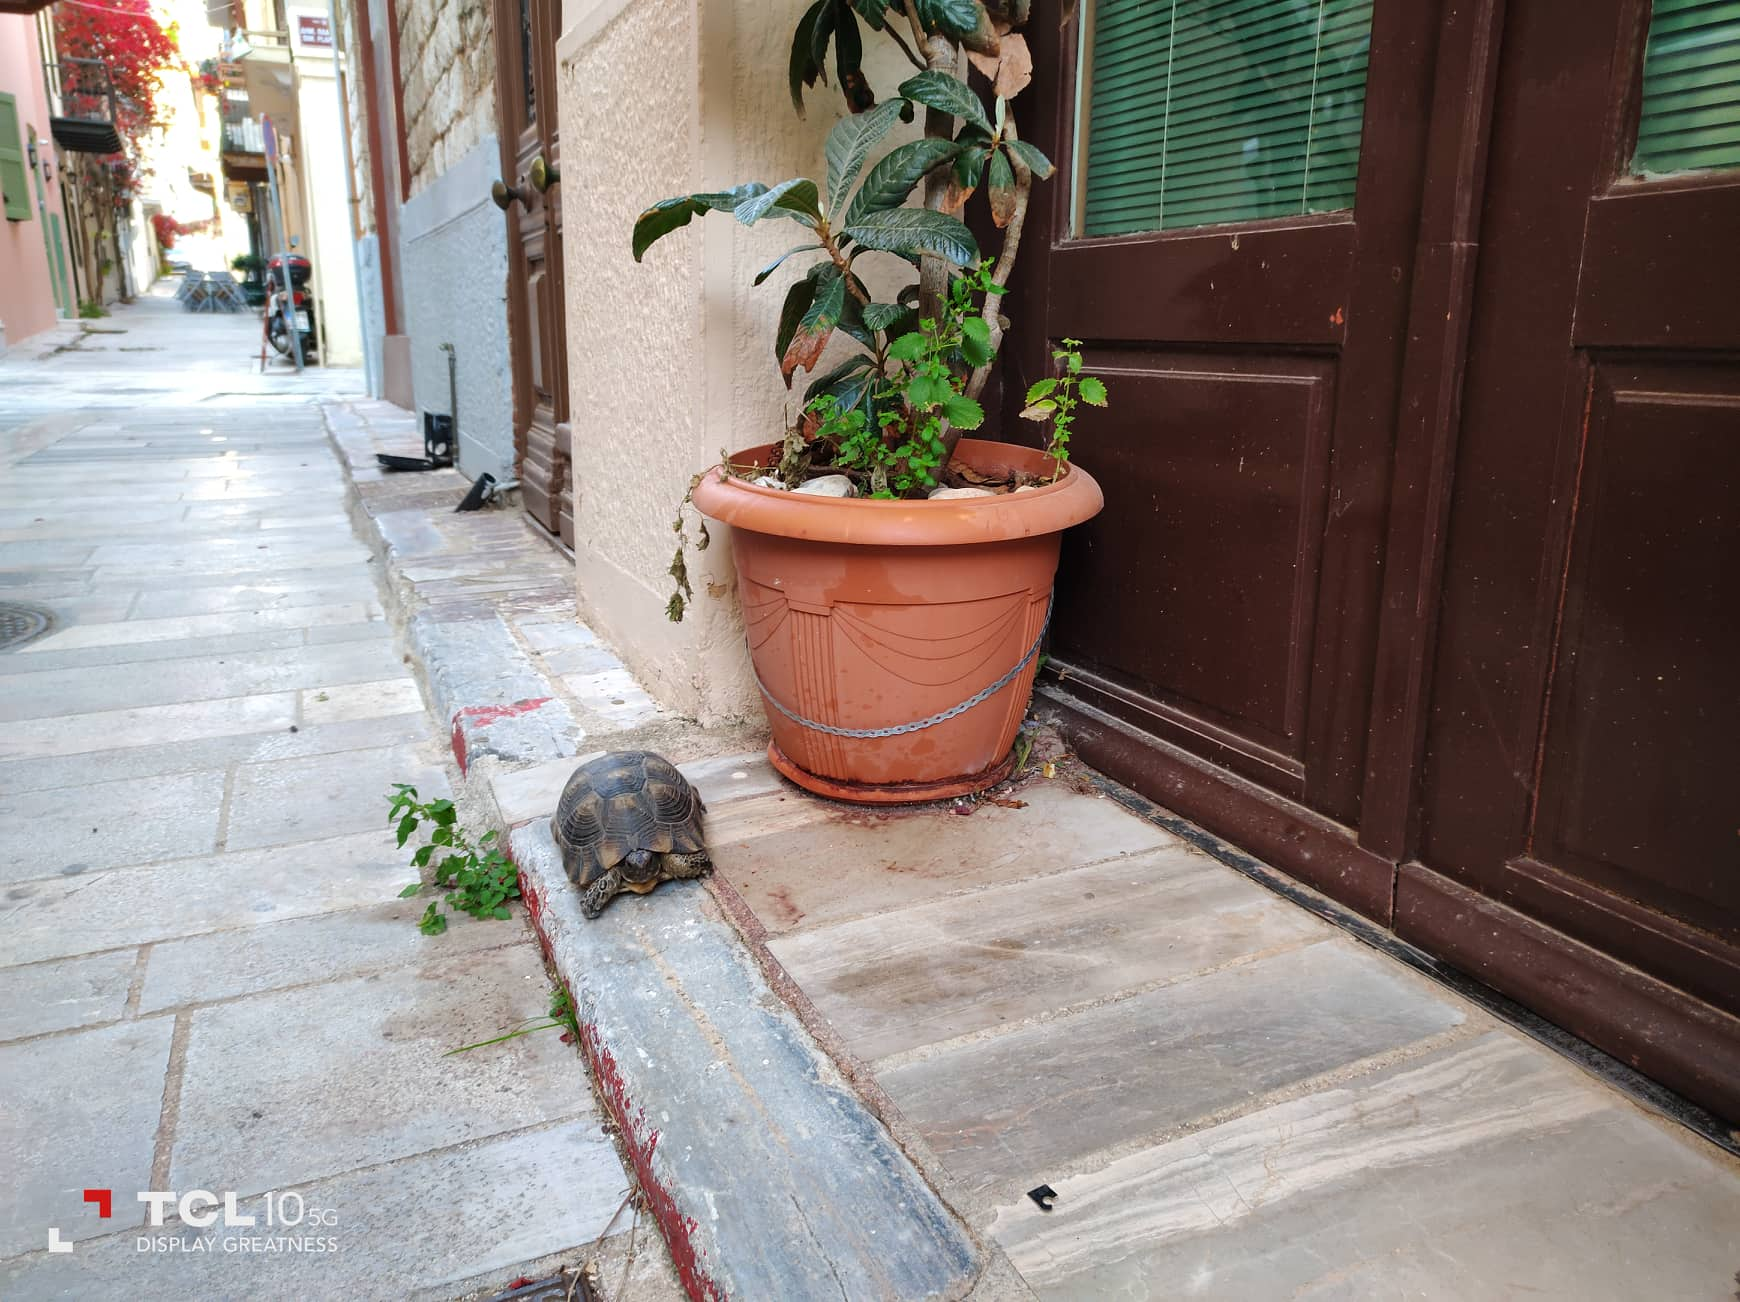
left=489, top=0, right=569, bottom=540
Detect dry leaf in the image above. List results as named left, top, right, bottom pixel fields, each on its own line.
left=1042, top=761, right=1056, bottom=778
left=993, top=33, right=1033, bottom=98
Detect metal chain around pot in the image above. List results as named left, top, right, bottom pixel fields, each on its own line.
left=751, top=594, right=1053, bottom=739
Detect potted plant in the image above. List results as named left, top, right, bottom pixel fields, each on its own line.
left=232, top=253, right=267, bottom=306
left=634, top=0, right=1105, bottom=805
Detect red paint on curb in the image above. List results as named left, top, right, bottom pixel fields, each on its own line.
left=581, top=1023, right=722, bottom=1302
left=446, top=696, right=554, bottom=773
left=512, top=842, right=724, bottom=1300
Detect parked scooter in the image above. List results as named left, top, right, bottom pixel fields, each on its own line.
left=265, top=253, right=319, bottom=363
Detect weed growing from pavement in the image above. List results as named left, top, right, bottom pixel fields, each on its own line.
left=447, top=982, right=580, bottom=1056
left=388, top=784, right=519, bottom=935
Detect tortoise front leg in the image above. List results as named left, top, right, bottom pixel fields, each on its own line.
left=580, top=868, right=626, bottom=919
left=666, top=851, right=713, bottom=880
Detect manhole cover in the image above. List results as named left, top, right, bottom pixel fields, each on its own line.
left=0, top=602, right=53, bottom=651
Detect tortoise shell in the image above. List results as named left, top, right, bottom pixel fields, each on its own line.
left=551, top=750, right=706, bottom=887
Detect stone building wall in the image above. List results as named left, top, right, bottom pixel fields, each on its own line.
left=396, top=0, right=496, bottom=196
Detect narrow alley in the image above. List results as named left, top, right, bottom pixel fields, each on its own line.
left=0, top=294, right=664, bottom=1299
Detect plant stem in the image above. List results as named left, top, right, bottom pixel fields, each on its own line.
left=884, top=19, right=927, bottom=70
left=820, top=226, right=873, bottom=307
left=906, top=0, right=961, bottom=326
left=963, top=114, right=1033, bottom=406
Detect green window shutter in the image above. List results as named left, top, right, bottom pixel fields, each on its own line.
left=0, top=93, right=31, bottom=223
left=1078, top=0, right=1374, bottom=238
left=1633, top=0, right=1740, bottom=175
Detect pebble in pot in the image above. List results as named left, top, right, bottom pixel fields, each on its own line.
left=793, top=475, right=856, bottom=497
left=928, top=485, right=997, bottom=500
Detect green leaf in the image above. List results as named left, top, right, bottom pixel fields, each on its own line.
left=953, top=142, right=989, bottom=194
left=987, top=148, right=1017, bottom=228
left=860, top=301, right=912, bottom=333
left=897, top=69, right=991, bottom=135
left=886, top=330, right=926, bottom=361
left=492, top=906, right=511, bottom=920
left=1078, top=375, right=1108, bottom=406
left=824, top=100, right=908, bottom=215
left=754, top=244, right=823, bottom=286
left=419, top=902, right=447, bottom=936
left=833, top=4, right=873, bottom=113
left=632, top=184, right=767, bottom=261
left=907, top=373, right=952, bottom=407
left=854, top=0, right=890, bottom=28
left=837, top=282, right=877, bottom=351
left=914, top=0, right=979, bottom=39
left=775, top=267, right=823, bottom=376
left=1025, top=376, right=1058, bottom=403
left=782, top=267, right=847, bottom=379
left=810, top=0, right=837, bottom=73
left=960, top=316, right=992, bottom=366
left=789, top=0, right=827, bottom=114
left=844, top=207, right=979, bottom=266
left=412, top=844, right=434, bottom=868
left=1005, top=138, right=1054, bottom=180
left=804, top=354, right=873, bottom=400
left=810, top=359, right=878, bottom=416
left=844, top=137, right=961, bottom=227
left=399, top=882, right=423, bottom=898
left=940, top=393, right=985, bottom=429
left=734, top=178, right=821, bottom=227
left=395, top=814, right=416, bottom=848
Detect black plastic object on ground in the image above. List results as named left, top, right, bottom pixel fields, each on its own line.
left=455, top=472, right=497, bottom=511
left=375, top=412, right=456, bottom=473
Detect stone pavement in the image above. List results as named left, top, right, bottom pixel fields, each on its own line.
left=691, top=760, right=1740, bottom=1299
left=9, top=291, right=1740, bottom=1302
left=0, top=292, right=673, bottom=1300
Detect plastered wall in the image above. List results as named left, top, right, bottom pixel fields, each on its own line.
left=556, top=0, right=912, bottom=726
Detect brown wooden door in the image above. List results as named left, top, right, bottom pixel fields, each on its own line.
left=1021, top=2, right=1439, bottom=918
left=1399, top=0, right=1740, bottom=1115
left=494, top=0, right=572, bottom=546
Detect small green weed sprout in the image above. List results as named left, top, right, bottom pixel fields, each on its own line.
left=1020, top=337, right=1108, bottom=477
left=389, top=784, right=520, bottom=936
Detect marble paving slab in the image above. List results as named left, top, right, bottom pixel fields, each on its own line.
left=879, top=939, right=1465, bottom=1192
left=990, top=1031, right=1740, bottom=1300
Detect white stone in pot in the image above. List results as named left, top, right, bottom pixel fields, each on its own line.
left=792, top=475, right=856, bottom=498
left=928, top=485, right=997, bottom=500
left=750, top=475, right=789, bottom=490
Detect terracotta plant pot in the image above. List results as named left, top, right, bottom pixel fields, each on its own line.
left=690, top=437, right=1103, bottom=804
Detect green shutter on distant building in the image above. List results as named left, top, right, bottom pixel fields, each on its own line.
left=1634, top=0, right=1740, bottom=175
left=0, top=93, right=32, bottom=223
left=1078, top=0, right=1374, bottom=238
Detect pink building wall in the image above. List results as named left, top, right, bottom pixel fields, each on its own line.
left=0, top=13, right=67, bottom=350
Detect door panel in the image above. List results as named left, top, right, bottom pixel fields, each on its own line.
left=1052, top=350, right=1335, bottom=797
left=1410, top=0, right=1740, bottom=1069
left=494, top=0, right=570, bottom=545
left=1024, top=0, right=1437, bottom=874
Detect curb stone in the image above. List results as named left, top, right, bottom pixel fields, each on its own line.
left=510, top=820, right=983, bottom=1302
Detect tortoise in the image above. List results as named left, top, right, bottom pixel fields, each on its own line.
left=551, top=750, right=711, bottom=918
